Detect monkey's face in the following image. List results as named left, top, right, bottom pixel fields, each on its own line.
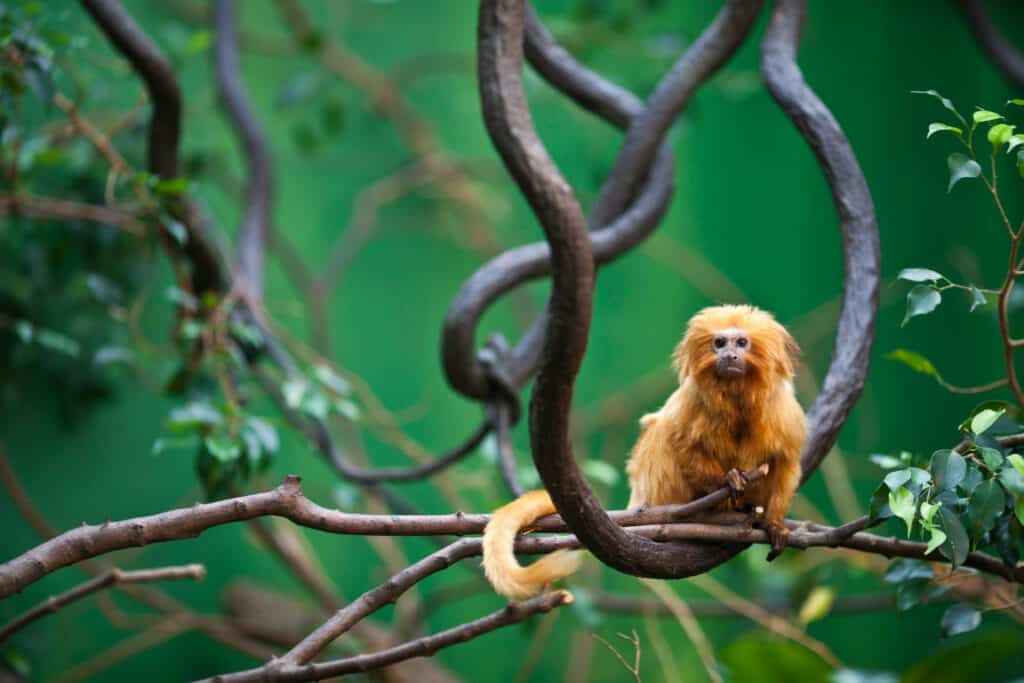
left=711, top=327, right=749, bottom=379
left=672, top=305, right=800, bottom=392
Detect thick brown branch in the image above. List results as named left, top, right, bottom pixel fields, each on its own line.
left=761, top=0, right=881, bottom=481
left=443, top=1, right=760, bottom=401
left=7, top=468, right=1021, bottom=605
left=0, top=565, right=205, bottom=644
left=0, top=466, right=757, bottom=598
left=82, top=0, right=225, bottom=294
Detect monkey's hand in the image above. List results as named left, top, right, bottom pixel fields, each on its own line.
left=762, top=522, right=789, bottom=562
left=724, top=468, right=748, bottom=506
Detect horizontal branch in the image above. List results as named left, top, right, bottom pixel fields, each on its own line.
left=0, top=469, right=763, bottom=598
left=202, top=590, right=572, bottom=683
left=4, top=467, right=1021, bottom=604
left=0, top=564, right=205, bottom=643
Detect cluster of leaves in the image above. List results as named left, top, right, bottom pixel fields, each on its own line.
left=914, top=90, right=1024, bottom=189
left=156, top=311, right=365, bottom=498
left=0, top=6, right=155, bottom=421
left=869, top=403, right=1024, bottom=635
left=891, top=92, right=1022, bottom=331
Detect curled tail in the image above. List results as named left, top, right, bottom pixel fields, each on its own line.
left=482, top=489, right=583, bottom=600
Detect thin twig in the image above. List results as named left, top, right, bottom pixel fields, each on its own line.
left=642, top=580, right=721, bottom=683
left=201, top=591, right=573, bottom=682
left=0, top=565, right=205, bottom=643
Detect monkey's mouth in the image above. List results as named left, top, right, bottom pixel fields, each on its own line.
left=716, top=363, right=746, bottom=378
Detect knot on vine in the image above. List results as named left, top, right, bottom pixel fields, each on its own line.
left=478, top=334, right=522, bottom=428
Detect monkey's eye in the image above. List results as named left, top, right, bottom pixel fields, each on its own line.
left=736, top=338, right=748, bottom=348
left=713, top=337, right=726, bottom=349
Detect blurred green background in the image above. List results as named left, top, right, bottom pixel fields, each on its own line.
left=2, top=1, right=1024, bottom=681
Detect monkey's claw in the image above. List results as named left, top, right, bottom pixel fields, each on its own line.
left=724, top=468, right=748, bottom=505
left=765, top=523, right=789, bottom=562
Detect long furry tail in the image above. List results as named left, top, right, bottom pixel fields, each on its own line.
left=482, top=490, right=583, bottom=600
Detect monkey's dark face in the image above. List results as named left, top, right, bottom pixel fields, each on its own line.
left=711, top=327, right=749, bottom=379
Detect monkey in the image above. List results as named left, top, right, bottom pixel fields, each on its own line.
left=482, top=304, right=806, bottom=600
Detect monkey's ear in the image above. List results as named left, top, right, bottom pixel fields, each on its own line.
left=784, top=328, right=801, bottom=362
left=778, top=325, right=801, bottom=375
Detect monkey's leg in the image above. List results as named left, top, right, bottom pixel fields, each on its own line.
left=759, top=458, right=801, bottom=561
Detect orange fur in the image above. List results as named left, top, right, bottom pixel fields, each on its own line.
left=482, top=305, right=806, bottom=600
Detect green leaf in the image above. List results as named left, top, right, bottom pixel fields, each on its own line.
left=204, top=435, right=241, bottom=462
left=1006, top=453, right=1024, bottom=475
left=1016, top=498, right=1024, bottom=526
left=35, top=329, right=80, bottom=357
left=959, top=462, right=983, bottom=496
left=896, top=579, right=930, bottom=611
left=869, top=453, right=903, bottom=469
left=920, top=500, right=942, bottom=525
left=940, top=604, right=981, bottom=637
left=903, top=629, right=1020, bottom=683
left=972, top=109, right=1002, bottom=123
left=902, top=285, right=941, bottom=326
left=884, top=559, right=934, bottom=584
left=1000, top=467, right=1024, bottom=496
left=244, top=417, right=279, bottom=454
left=937, top=506, right=970, bottom=566
left=93, top=346, right=135, bottom=366
left=281, top=378, right=308, bottom=408
left=968, top=479, right=1005, bottom=539
left=897, top=267, right=945, bottom=283
left=912, top=90, right=967, bottom=126
left=885, top=349, right=940, bottom=380
left=300, top=390, right=329, bottom=420
left=721, top=634, right=832, bottom=683
left=868, top=483, right=893, bottom=523
left=883, top=468, right=912, bottom=491
left=970, top=407, right=1005, bottom=435
left=968, top=284, right=987, bottom=311
left=889, top=487, right=917, bottom=535
left=1007, top=99, right=1024, bottom=107
left=947, top=153, right=982, bottom=192
left=167, top=402, right=222, bottom=432
left=1007, top=134, right=1024, bottom=153
left=926, top=123, right=962, bottom=139
left=987, top=123, right=1015, bottom=150
left=154, top=177, right=189, bottom=195
left=796, top=586, right=835, bottom=625
left=1017, top=149, right=1024, bottom=178
left=926, top=527, right=947, bottom=555
left=313, top=364, right=351, bottom=396
left=14, top=320, right=33, bottom=344
left=161, top=215, right=189, bottom=246
left=931, top=450, right=966, bottom=491
left=335, top=399, right=361, bottom=420
left=978, top=447, right=1003, bottom=470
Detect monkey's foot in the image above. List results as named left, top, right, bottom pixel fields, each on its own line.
left=724, top=468, right=748, bottom=506
left=763, top=522, right=789, bottom=561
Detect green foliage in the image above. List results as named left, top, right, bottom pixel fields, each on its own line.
left=721, top=634, right=832, bottom=683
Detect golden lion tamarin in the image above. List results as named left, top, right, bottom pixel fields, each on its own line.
left=482, top=305, right=806, bottom=600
